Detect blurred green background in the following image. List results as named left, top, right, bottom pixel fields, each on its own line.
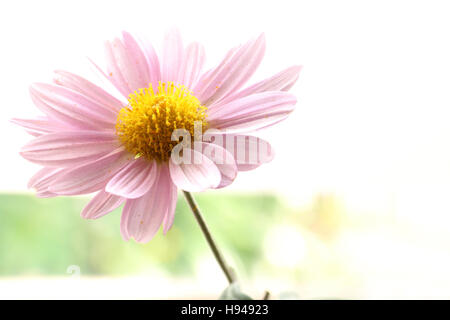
left=3, top=191, right=450, bottom=299
left=0, top=193, right=290, bottom=277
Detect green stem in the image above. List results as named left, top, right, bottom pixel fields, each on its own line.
left=183, top=191, right=236, bottom=284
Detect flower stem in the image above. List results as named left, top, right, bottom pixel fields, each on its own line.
left=183, top=191, right=236, bottom=284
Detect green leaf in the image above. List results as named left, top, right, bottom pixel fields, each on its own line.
left=219, top=283, right=253, bottom=300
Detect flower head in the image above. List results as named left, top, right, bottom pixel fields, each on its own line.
left=14, top=30, right=300, bottom=243
left=116, top=82, right=208, bottom=162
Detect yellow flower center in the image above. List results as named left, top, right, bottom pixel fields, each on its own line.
left=116, top=82, right=208, bottom=162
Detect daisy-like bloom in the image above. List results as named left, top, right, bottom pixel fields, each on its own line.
left=14, top=30, right=300, bottom=243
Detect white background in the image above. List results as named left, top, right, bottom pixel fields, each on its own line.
left=1, top=0, right=450, bottom=299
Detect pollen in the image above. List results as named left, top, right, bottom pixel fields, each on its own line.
left=116, top=82, right=208, bottom=162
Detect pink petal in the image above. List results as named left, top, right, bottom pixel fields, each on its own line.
left=138, top=35, right=161, bottom=87
left=162, top=28, right=183, bottom=83
left=110, top=39, right=141, bottom=93
left=177, top=42, right=205, bottom=89
left=20, top=131, right=119, bottom=167
left=103, top=41, right=134, bottom=97
left=81, top=189, right=124, bottom=220
left=36, top=191, right=58, bottom=198
left=193, top=34, right=266, bottom=106
left=204, top=133, right=275, bottom=171
left=30, top=83, right=118, bottom=130
left=28, top=167, right=56, bottom=189
left=10, top=117, right=65, bottom=137
left=106, top=158, right=158, bottom=199
left=103, top=33, right=153, bottom=94
left=198, top=45, right=239, bottom=80
left=160, top=164, right=178, bottom=234
left=120, top=166, right=174, bottom=242
left=27, top=167, right=67, bottom=197
left=250, top=113, right=291, bottom=131
left=190, top=45, right=239, bottom=96
left=28, top=167, right=63, bottom=189
left=169, top=148, right=221, bottom=192
left=207, top=91, right=296, bottom=132
left=121, top=32, right=153, bottom=88
left=199, top=142, right=237, bottom=188
left=209, top=65, right=302, bottom=111
left=193, top=46, right=239, bottom=98
left=96, top=33, right=161, bottom=96
left=54, top=70, right=125, bottom=112
left=49, top=148, right=131, bottom=195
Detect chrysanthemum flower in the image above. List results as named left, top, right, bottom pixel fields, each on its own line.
left=14, top=30, right=300, bottom=243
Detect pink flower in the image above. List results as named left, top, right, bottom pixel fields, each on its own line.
left=13, top=30, right=300, bottom=243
